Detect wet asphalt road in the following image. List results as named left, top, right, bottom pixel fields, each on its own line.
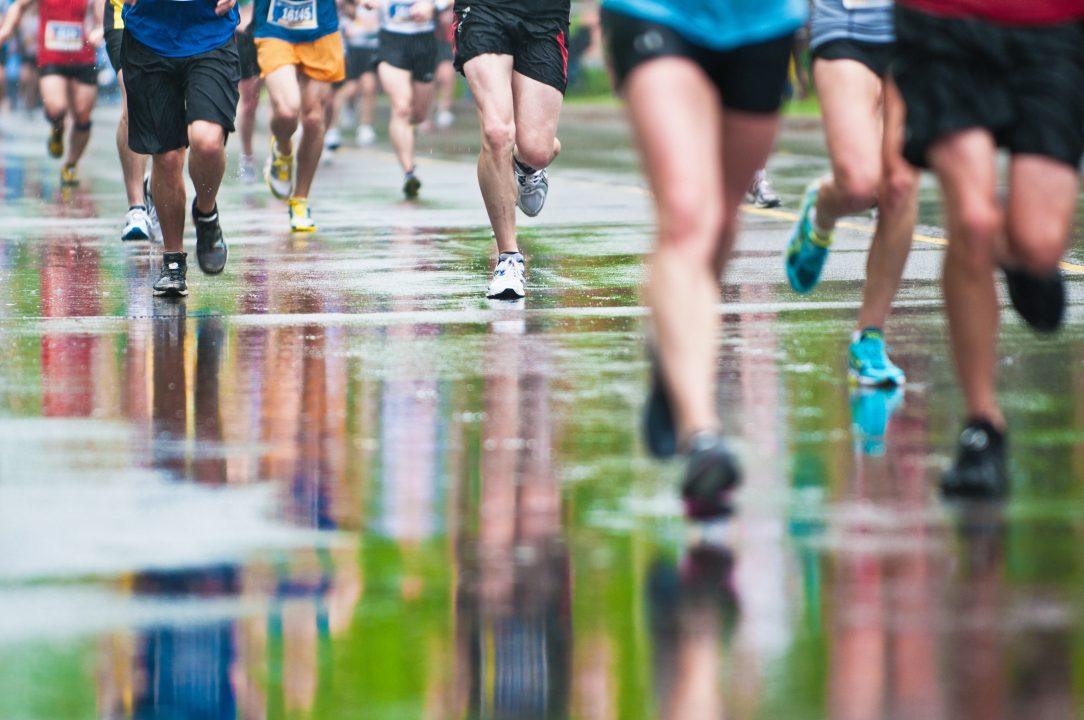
left=2, top=99, right=1084, bottom=719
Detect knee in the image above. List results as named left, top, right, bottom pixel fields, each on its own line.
left=1009, top=222, right=1068, bottom=273
left=879, top=165, right=918, bottom=211
left=154, top=150, right=185, bottom=177
left=949, top=203, right=1002, bottom=271
left=480, top=116, right=515, bottom=155
left=301, top=106, right=325, bottom=133
left=272, top=98, right=300, bottom=125
left=657, top=194, right=726, bottom=266
left=72, top=110, right=93, bottom=129
left=390, top=99, right=412, bottom=122
left=835, top=163, right=880, bottom=211
left=409, top=107, right=428, bottom=125
left=189, top=126, right=225, bottom=158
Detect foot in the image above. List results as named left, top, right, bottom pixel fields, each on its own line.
left=1003, top=266, right=1065, bottom=333
left=486, top=251, right=526, bottom=300
left=191, top=200, right=228, bottom=275
left=434, top=109, right=455, bottom=129
left=403, top=169, right=421, bottom=199
left=746, top=170, right=781, bottom=209
left=514, top=158, right=549, bottom=217
left=60, top=164, right=78, bottom=187
left=47, top=123, right=63, bottom=159
left=238, top=154, right=258, bottom=184
left=850, top=386, right=904, bottom=457
left=942, top=419, right=1009, bottom=499
left=324, top=127, right=342, bottom=152
left=121, top=206, right=152, bottom=241
left=288, top=196, right=317, bottom=233
left=153, top=251, right=189, bottom=297
left=682, top=432, right=742, bottom=520
left=265, top=140, right=294, bottom=200
left=143, top=174, right=162, bottom=241
left=644, top=348, right=677, bottom=458
left=356, top=124, right=376, bottom=146
left=785, top=181, right=832, bottom=294
left=848, top=328, right=906, bottom=387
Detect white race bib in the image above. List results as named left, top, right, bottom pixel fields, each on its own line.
left=268, top=0, right=319, bottom=31
left=44, top=21, right=84, bottom=53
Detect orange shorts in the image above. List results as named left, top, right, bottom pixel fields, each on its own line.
left=256, top=34, right=346, bottom=83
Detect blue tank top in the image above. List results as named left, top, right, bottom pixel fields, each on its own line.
left=601, top=0, right=807, bottom=51
left=253, top=0, right=339, bottom=43
left=810, top=0, right=894, bottom=48
left=124, top=0, right=239, bottom=58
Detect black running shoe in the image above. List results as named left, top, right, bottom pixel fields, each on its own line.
left=153, top=252, right=189, bottom=297
left=1003, top=266, right=1065, bottom=333
left=941, top=419, right=1008, bottom=499
left=644, top=350, right=678, bottom=458
left=192, top=200, right=228, bottom=275
left=403, top=171, right=421, bottom=199
left=682, top=432, right=742, bottom=520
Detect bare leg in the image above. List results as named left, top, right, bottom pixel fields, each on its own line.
left=115, top=71, right=149, bottom=207
left=410, top=79, right=435, bottom=125
left=293, top=74, right=331, bottom=199
left=154, top=149, right=188, bottom=253
left=511, top=70, right=562, bottom=170
left=327, top=77, right=356, bottom=132
left=379, top=62, right=418, bottom=173
left=238, top=76, right=262, bottom=158
left=65, top=80, right=98, bottom=168
left=265, top=65, right=302, bottom=157
left=1004, top=155, right=1079, bottom=274
left=39, top=74, right=68, bottom=128
left=188, top=120, right=227, bottom=214
left=464, top=54, right=517, bottom=253
left=928, top=129, right=1003, bottom=426
left=434, top=59, right=455, bottom=113
left=357, top=72, right=376, bottom=126
left=856, top=79, right=918, bottom=330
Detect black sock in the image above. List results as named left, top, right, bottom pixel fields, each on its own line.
left=964, top=417, right=1005, bottom=448
left=129, top=204, right=147, bottom=212
left=513, top=156, right=536, bottom=175
left=195, top=204, right=218, bottom=221
left=499, top=251, right=523, bottom=262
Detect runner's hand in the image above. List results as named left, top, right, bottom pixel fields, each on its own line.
left=409, top=0, right=433, bottom=21
left=215, top=0, right=236, bottom=16
left=86, top=24, right=104, bottom=47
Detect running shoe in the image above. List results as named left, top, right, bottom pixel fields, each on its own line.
left=191, top=200, right=228, bottom=275
left=746, top=170, right=781, bottom=208
left=785, top=180, right=832, bottom=294
left=265, top=141, right=294, bottom=199
left=682, top=431, right=742, bottom=520
left=324, top=127, right=342, bottom=152
left=942, top=420, right=1008, bottom=499
left=288, top=196, right=317, bottom=233
left=486, top=252, right=526, bottom=300
left=1003, top=266, right=1065, bottom=333
left=514, top=160, right=549, bottom=217
left=848, top=328, right=906, bottom=387
left=238, top=154, right=258, bottom=184
left=122, top=206, right=152, bottom=241
left=153, top=251, right=189, bottom=297
left=60, top=164, right=78, bottom=187
left=435, top=109, right=455, bottom=129
left=403, top=169, right=421, bottom=199
left=850, top=386, right=904, bottom=457
left=356, top=124, right=376, bottom=146
left=644, top=349, right=677, bottom=458
left=143, top=174, right=162, bottom=241
left=47, top=122, right=63, bottom=159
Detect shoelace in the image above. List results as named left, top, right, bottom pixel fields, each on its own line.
left=495, top=258, right=524, bottom=279
left=161, top=262, right=184, bottom=284
left=519, top=169, right=545, bottom=189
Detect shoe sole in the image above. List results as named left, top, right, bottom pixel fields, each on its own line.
left=122, top=230, right=151, bottom=242
left=198, top=255, right=227, bottom=275
left=153, top=288, right=189, bottom=297
left=486, top=288, right=525, bottom=300
left=291, top=226, right=317, bottom=233
left=404, top=178, right=422, bottom=199
left=848, top=369, right=905, bottom=389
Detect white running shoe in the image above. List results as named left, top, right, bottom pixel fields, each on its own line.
left=434, top=109, right=455, bottom=129
left=514, top=161, right=549, bottom=217
left=325, top=127, right=342, bottom=151
left=143, top=174, right=162, bottom=241
left=356, top=124, right=376, bottom=146
left=238, top=154, right=258, bottom=184
left=121, top=206, right=152, bottom=241
left=486, top=253, right=526, bottom=300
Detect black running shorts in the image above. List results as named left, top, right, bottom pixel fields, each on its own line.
left=237, top=27, right=260, bottom=81
left=122, top=34, right=241, bottom=155
left=893, top=5, right=1084, bottom=169
left=453, top=4, right=570, bottom=94
left=103, top=1, right=123, bottom=73
left=812, top=38, right=893, bottom=78
left=40, top=63, right=99, bottom=86
left=378, top=30, right=437, bottom=83
left=346, top=45, right=377, bottom=79
left=601, top=9, right=795, bottom=114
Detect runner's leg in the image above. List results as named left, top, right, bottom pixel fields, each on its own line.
left=39, top=74, right=67, bottom=131
left=464, top=54, right=517, bottom=253
left=153, top=148, right=188, bottom=253
left=265, top=65, right=302, bottom=156
left=511, top=71, right=561, bottom=170
left=293, top=74, right=331, bottom=199
left=379, top=62, right=417, bottom=173
left=358, top=71, right=376, bottom=127
left=1004, top=156, right=1079, bottom=274
left=238, top=76, right=261, bottom=158
left=65, top=78, right=97, bottom=169
left=188, top=120, right=228, bottom=215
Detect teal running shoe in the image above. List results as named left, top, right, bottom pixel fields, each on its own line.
left=850, top=386, right=904, bottom=457
left=785, top=181, right=832, bottom=294
left=848, top=328, right=906, bottom=387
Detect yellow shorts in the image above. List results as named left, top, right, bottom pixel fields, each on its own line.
left=256, top=34, right=346, bottom=83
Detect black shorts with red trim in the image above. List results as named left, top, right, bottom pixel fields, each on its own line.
left=452, top=4, right=569, bottom=94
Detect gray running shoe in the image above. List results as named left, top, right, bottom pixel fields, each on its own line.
left=514, top=162, right=549, bottom=217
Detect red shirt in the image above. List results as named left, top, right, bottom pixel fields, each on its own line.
left=37, top=0, right=96, bottom=67
left=902, top=0, right=1084, bottom=24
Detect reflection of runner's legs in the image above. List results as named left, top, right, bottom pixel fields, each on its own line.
left=237, top=25, right=263, bottom=183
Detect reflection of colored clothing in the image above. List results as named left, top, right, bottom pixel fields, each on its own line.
left=38, top=0, right=96, bottom=67
left=899, top=0, right=1084, bottom=24
left=124, top=0, right=240, bottom=58
left=599, top=0, right=807, bottom=51
left=253, top=0, right=339, bottom=43
left=256, top=32, right=345, bottom=81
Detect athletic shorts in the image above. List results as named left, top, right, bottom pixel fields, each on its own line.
left=893, top=5, right=1084, bottom=169
left=40, top=63, right=98, bottom=86
left=378, top=30, right=436, bottom=82
left=601, top=9, right=795, bottom=114
left=237, top=28, right=260, bottom=80
left=345, top=45, right=377, bottom=79
left=812, top=38, right=892, bottom=78
left=256, top=33, right=346, bottom=83
left=122, top=34, right=240, bottom=155
left=103, top=1, right=123, bottom=73
left=453, top=4, right=570, bottom=94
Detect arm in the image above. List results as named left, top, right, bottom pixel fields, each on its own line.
left=215, top=0, right=237, bottom=17
left=408, top=0, right=434, bottom=22
left=86, top=0, right=106, bottom=47
left=0, top=0, right=33, bottom=48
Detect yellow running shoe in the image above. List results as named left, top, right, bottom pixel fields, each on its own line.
left=288, top=196, right=316, bottom=232
left=60, top=164, right=78, bottom=187
left=47, top=123, right=63, bottom=159
left=264, top=140, right=294, bottom=200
